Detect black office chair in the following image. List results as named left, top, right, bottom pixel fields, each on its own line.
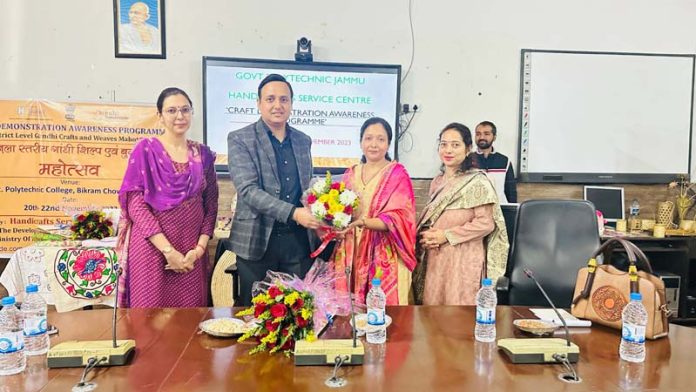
left=496, top=199, right=600, bottom=308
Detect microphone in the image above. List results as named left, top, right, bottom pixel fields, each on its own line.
left=497, top=268, right=580, bottom=368
left=345, top=266, right=358, bottom=348
left=293, top=264, right=365, bottom=366
left=523, top=268, right=571, bottom=347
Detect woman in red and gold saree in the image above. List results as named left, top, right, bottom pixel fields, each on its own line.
left=332, top=118, right=417, bottom=305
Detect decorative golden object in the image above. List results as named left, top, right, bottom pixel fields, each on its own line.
left=656, top=201, right=675, bottom=226
left=676, top=195, right=693, bottom=222
left=641, top=219, right=655, bottom=231
left=616, top=219, right=627, bottom=232
left=653, top=224, right=666, bottom=238
left=679, top=219, right=695, bottom=231
left=628, top=218, right=642, bottom=231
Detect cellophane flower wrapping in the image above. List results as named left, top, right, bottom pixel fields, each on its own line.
left=235, top=260, right=352, bottom=356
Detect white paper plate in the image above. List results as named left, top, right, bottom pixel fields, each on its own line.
left=199, top=317, right=252, bottom=337
left=350, top=313, right=392, bottom=334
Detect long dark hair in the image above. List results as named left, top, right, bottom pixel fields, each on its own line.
left=439, top=122, right=477, bottom=173
left=359, top=117, right=393, bottom=163
left=156, top=87, right=193, bottom=114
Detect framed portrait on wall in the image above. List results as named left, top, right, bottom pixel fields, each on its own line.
left=113, top=0, right=166, bottom=59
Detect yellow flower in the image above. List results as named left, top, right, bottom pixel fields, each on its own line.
left=306, top=330, right=316, bottom=342
left=301, top=308, right=312, bottom=320
left=318, top=194, right=330, bottom=203
left=329, top=189, right=339, bottom=198
left=284, top=291, right=300, bottom=306
left=252, top=293, right=271, bottom=304
left=328, top=201, right=344, bottom=214
left=339, top=182, right=346, bottom=192
left=261, top=330, right=278, bottom=345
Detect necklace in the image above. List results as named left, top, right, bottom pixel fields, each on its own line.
left=361, top=161, right=389, bottom=186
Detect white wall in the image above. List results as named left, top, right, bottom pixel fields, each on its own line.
left=2, top=0, right=696, bottom=178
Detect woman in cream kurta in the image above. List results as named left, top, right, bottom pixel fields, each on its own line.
left=414, top=123, right=508, bottom=305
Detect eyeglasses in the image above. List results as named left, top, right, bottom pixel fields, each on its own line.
left=438, top=141, right=464, bottom=150
left=163, top=106, right=193, bottom=116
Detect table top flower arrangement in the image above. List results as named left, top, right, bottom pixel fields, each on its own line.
left=236, top=261, right=352, bottom=356
left=70, top=210, right=114, bottom=240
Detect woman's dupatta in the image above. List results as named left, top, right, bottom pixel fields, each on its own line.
left=333, top=162, right=417, bottom=305
left=412, top=171, right=509, bottom=304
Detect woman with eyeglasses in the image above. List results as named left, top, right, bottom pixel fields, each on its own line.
left=412, top=123, right=508, bottom=305
left=117, top=87, right=219, bottom=308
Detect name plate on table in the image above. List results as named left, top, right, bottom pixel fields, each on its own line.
left=294, top=339, right=365, bottom=366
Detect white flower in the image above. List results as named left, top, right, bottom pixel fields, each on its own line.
left=312, top=179, right=329, bottom=195
left=339, top=190, right=358, bottom=206
left=311, top=202, right=327, bottom=219
left=332, top=212, right=351, bottom=229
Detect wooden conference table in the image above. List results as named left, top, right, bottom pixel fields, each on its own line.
left=5, top=306, right=693, bottom=391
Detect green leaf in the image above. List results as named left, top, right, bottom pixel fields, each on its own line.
left=71, top=271, right=77, bottom=277
left=110, top=274, right=117, bottom=283
left=61, top=271, right=69, bottom=280
left=80, top=281, right=88, bottom=287
left=76, top=288, right=85, bottom=295
left=102, top=268, right=111, bottom=276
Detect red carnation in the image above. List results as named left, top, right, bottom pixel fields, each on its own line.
left=254, top=303, right=267, bottom=317
left=265, top=320, right=279, bottom=332
left=330, top=182, right=341, bottom=190
left=323, top=202, right=330, bottom=210
left=281, top=326, right=290, bottom=336
left=268, top=286, right=283, bottom=299
left=270, top=303, right=288, bottom=318
left=106, top=220, right=113, bottom=226
left=281, top=338, right=295, bottom=350
left=295, top=315, right=309, bottom=328
left=344, top=205, right=353, bottom=215
left=77, top=215, right=86, bottom=222
left=292, top=297, right=304, bottom=311
left=307, top=194, right=317, bottom=204
left=325, top=214, right=334, bottom=222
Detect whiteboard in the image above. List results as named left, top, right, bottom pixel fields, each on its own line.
left=519, top=50, right=695, bottom=183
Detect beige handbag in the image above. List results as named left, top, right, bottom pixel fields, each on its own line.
left=571, top=237, right=670, bottom=340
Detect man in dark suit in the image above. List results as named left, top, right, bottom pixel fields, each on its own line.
left=227, top=74, right=323, bottom=306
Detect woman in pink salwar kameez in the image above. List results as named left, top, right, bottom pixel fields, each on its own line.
left=331, top=117, right=417, bottom=306
left=117, top=87, right=218, bottom=308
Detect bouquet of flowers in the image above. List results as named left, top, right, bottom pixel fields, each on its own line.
left=307, top=171, right=359, bottom=230
left=70, top=210, right=114, bottom=240
left=236, top=261, right=352, bottom=356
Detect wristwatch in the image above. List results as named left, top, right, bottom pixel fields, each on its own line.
left=161, top=246, right=173, bottom=254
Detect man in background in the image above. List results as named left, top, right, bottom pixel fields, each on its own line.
left=227, top=74, right=322, bottom=306
left=474, top=121, right=517, bottom=203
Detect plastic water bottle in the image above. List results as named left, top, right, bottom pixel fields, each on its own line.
left=0, top=296, right=26, bottom=376
left=21, top=285, right=49, bottom=356
left=475, top=278, right=497, bottom=342
left=366, top=278, right=387, bottom=344
left=630, top=199, right=640, bottom=217
left=620, top=292, right=647, bottom=363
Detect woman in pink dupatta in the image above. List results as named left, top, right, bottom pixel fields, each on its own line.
left=332, top=118, right=417, bottom=305
left=117, top=88, right=218, bottom=308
